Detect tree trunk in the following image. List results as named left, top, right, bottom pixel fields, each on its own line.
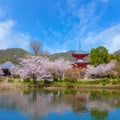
left=59, top=75, right=62, bottom=82
left=33, top=74, right=37, bottom=84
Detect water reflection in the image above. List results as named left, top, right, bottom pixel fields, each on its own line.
left=0, top=89, right=120, bottom=120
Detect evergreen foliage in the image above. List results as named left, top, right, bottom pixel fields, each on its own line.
left=90, top=46, right=110, bottom=66
left=0, top=48, right=29, bottom=64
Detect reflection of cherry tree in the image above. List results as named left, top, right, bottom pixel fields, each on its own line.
left=0, top=91, right=71, bottom=119
left=0, top=90, right=119, bottom=119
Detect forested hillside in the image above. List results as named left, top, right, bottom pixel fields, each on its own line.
left=0, top=48, right=29, bottom=64
left=0, top=48, right=119, bottom=64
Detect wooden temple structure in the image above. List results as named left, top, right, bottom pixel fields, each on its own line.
left=0, top=61, right=16, bottom=76
left=72, top=50, right=90, bottom=68
left=65, top=40, right=90, bottom=79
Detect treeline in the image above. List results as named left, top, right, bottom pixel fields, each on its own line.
left=0, top=46, right=119, bottom=65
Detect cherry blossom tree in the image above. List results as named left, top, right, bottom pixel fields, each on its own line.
left=19, top=56, right=52, bottom=83
left=18, top=56, right=71, bottom=83
left=85, top=61, right=116, bottom=78
left=9, top=66, right=21, bottom=77
left=0, top=68, right=4, bottom=76
left=53, top=58, right=71, bottom=81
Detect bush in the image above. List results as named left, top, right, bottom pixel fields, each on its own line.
left=102, top=82, right=107, bottom=86
left=64, top=78, right=69, bottom=82
left=66, top=83, right=74, bottom=88
left=13, top=75, right=20, bottom=79
left=101, top=78, right=110, bottom=84
left=44, top=80, right=52, bottom=84
left=64, top=78, right=77, bottom=83
left=117, top=79, right=120, bottom=84
left=94, top=80, right=101, bottom=84
left=8, top=78, right=14, bottom=82
left=83, top=81, right=94, bottom=85
left=111, top=80, right=117, bottom=85
left=77, top=81, right=82, bottom=84
left=23, top=77, right=30, bottom=82
left=0, top=77, right=3, bottom=82
left=53, top=77, right=58, bottom=82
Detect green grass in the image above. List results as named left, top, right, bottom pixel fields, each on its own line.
left=1, top=77, right=120, bottom=89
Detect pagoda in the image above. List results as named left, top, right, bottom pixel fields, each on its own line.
left=64, top=40, right=90, bottom=79
left=72, top=40, right=90, bottom=68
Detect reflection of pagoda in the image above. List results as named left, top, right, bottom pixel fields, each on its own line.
left=72, top=40, right=90, bottom=68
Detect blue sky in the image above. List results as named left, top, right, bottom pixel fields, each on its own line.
left=0, top=0, right=120, bottom=53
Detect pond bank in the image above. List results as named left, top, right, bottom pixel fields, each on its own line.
left=1, top=81, right=120, bottom=90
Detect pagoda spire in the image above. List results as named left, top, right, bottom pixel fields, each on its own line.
left=79, top=39, right=81, bottom=51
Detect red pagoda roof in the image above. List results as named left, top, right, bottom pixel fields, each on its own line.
left=72, top=50, right=89, bottom=59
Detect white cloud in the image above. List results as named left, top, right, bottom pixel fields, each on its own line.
left=83, top=24, right=120, bottom=53
left=0, top=6, right=32, bottom=52
left=62, top=1, right=100, bottom=51
left=62, top=0, right=119, bottom=53
left=0, top=19, right=32, bottom=51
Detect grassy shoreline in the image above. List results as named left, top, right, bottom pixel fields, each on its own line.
left=1, top=78, right=120, bottom=90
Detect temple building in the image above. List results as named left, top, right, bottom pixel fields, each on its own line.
left=72, top=50, right=90, bottom=68
left=65, top=40, right=90, bottom=79
left=0, top=61, right=16, bottom=76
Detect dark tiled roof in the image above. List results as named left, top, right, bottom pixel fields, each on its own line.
left=0, top=61, right=16, bottom=69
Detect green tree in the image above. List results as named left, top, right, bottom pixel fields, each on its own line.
left=109, top=54, right=120, bottom=62
left=90, top=46, right=110, bottom=66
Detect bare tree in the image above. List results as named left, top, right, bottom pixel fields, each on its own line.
left=30, top=40, right=42, bottom=56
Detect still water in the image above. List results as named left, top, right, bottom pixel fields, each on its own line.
left=0, top=89, right=120, bottom=120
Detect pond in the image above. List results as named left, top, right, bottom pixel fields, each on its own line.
left=0, top=89, right=120, bottom=120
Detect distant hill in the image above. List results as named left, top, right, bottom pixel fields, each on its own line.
left=0, top=48, right=29, bottom=64
left=50, top=50, right=75, bottom=61
left=113, top=50, right=120, bottom=62
left=114, top=50, right=120, bottom=55
left=0, top=48, right=90, bottom=64
left=42, top=50, right=90, bottom=62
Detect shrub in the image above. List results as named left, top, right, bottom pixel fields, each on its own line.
left=0, top=77, right=3, bottom=82
left=117, top=79, right=120, bottom=84
left=111, top=80, right=117, bottom=85
left=44, top=80, right=52, bottom=84
left=101, top=78, right=110, bottom=84
left=94, top=80, right=101, bottom=84
left=53, top=77, right=58, bottom=82
left=102, top=82, right=107, bottom=86
left=23, top=77, right=30, bottom=82
left=64, top=78, right=77, bottom=83
left=13, top=75, right=20, bottom=79
left=84, top=81, right=94, bottom=85
left=8, top=78, right=14, bottom=82
left=66, top=83, right=74, bottom=88
left=77, top=81, right=82, bottom=84
left=64, top=78, right=69, bottom=82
